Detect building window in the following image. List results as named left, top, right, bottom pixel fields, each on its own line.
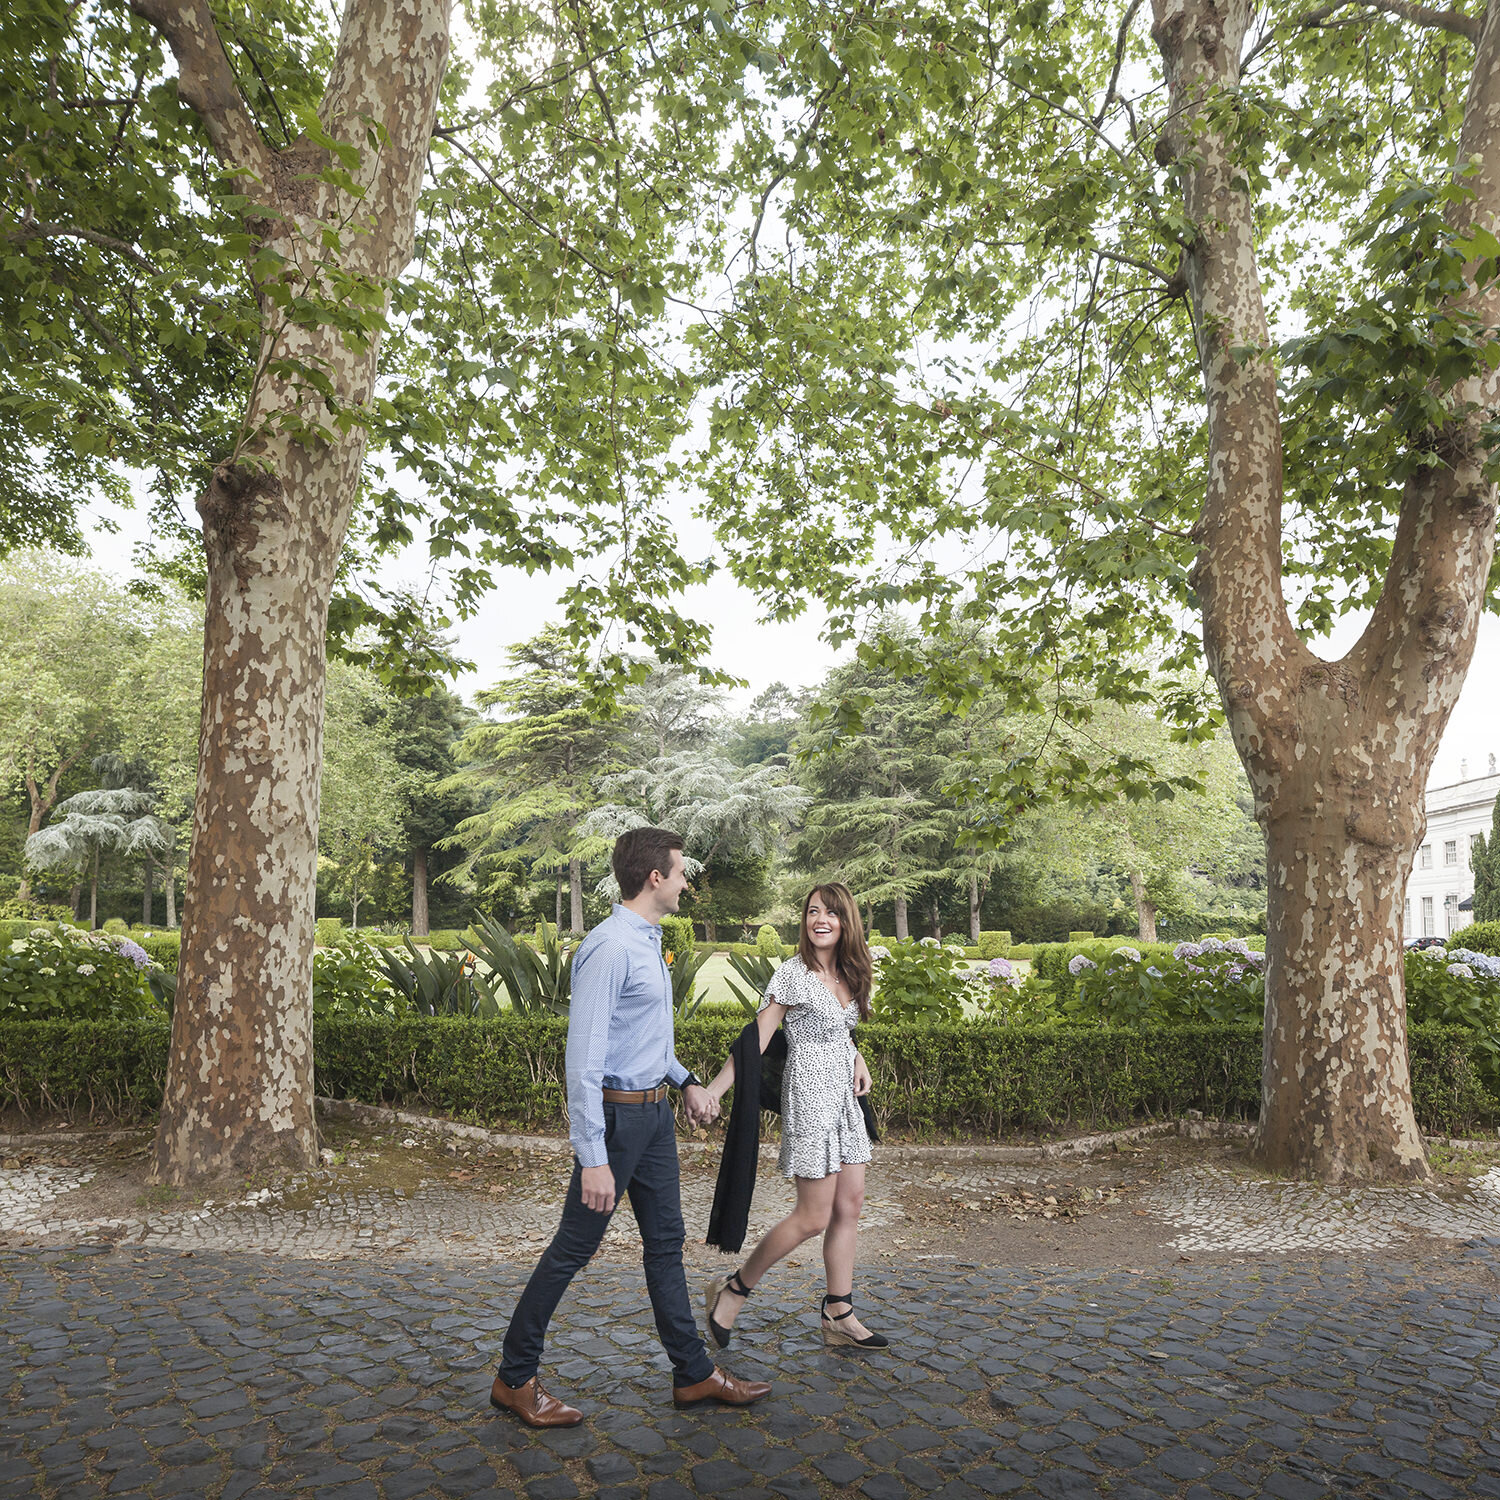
left=1445, top=839, right=1458, bottom=867
left=1422, top=896, right=1435, bottom=936
left=1446, top=893, right=1459, bottom=935
left=1419, top=844, right=1433, bottom=870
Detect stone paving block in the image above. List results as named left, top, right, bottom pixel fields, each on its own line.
left=814, top=1452, right=870, bottom=1486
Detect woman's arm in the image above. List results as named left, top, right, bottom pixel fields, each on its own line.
left=706, top=1000, right=787, bottom=1105
left=852, top=1047, right=872, bottom=1096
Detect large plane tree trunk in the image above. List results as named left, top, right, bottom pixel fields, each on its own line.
left=1153, top=0, right=1500, bottom=1180
left=142, top=0, right=451, bottom=1184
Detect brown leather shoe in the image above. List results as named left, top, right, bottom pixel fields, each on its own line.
left=672, top=1366, right=772, bottom=1407
left=489, top=1374, right=583, bottom=1427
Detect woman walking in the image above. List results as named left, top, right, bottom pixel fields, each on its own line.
left=700, top=883, right=888, bottom=1349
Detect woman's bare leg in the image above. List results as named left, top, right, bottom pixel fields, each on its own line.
left=821, top=1163, right=875, bottom=1339
left=710, top=1174, right=837, bottom=1331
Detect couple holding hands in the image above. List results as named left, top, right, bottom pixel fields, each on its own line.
left=489, top=825, right=886, bottom=1428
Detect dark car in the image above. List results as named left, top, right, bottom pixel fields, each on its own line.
left=1404, top=936, right=1447, bottom=951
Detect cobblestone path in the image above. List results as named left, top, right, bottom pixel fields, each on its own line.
left=4, top=1244, right=1499, bottom=1500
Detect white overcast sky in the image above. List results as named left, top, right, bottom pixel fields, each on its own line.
left=85, top=484, right=1499, bottom=791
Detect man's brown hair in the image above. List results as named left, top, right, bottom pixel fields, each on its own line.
left=613, top=826, right=685, bottom=900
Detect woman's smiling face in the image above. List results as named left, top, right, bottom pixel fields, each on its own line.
left=805, top=893, right=841, bottom=953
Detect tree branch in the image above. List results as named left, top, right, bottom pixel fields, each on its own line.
left=1298, top=0, right=1481, bottom=41
left=1095, top=0, right=1147, bottom=126
left=1151, top=0, right=1304, bottom=722
left=127, top=0, right=275, bottom=190
left=10, top=221, right=164, bottom=277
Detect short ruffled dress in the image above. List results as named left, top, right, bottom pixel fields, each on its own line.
left=760, top=955, right=872, bottom=1180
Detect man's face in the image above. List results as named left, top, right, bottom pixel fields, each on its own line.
left=651, top=848, right=688, bottom=912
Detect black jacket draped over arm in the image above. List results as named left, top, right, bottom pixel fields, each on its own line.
left=705, top=1019, right=878, bottom=1254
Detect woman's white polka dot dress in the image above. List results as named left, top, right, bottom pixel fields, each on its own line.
left=759, top=955, right=872, bottom=1180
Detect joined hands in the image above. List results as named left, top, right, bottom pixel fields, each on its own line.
left=683, top=1083, right=720, bottom=1128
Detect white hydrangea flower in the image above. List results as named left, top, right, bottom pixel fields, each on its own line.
left=77, top=964, right=96, bottom=976
left=1447, top=963, right=1475, bottom=979
left=870, top=945, right=890, bottom=960
left=1067, top=954, right=1097, bottom=975
left=1114, top=946, right=1142, bottom=963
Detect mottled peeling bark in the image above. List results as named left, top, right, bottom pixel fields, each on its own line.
left=1152, top=0, right=1500, bottom=1179
left=143, top=0, right=451, bottom=1183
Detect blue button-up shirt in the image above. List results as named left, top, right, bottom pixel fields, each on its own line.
left=567, top=904, right=689, bottom=1167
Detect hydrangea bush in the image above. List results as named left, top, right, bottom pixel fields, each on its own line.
left=1067, top=937, right=1266, bottom=1026
left=869, top=938, right=972, bottom=1024
left=1405, top=944, right=1500, bottom=1090
left=0, top=926, right=165, bottom=1020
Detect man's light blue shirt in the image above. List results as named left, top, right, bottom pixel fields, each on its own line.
left=567, top=904, right=689, bottom=1168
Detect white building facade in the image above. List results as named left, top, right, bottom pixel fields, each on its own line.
left=1405, top=756, right=1500, bottom=940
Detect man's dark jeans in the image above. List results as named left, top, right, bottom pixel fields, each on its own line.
left=498, top=1097, right=716, bottom=1388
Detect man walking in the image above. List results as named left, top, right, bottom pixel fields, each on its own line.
left=490, top=826, right=772, bottom=1426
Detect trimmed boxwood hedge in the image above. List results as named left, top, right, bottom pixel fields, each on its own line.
left=1, top=1015, right=1493, bottom=1138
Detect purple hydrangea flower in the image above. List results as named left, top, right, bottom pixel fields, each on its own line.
left=1067, top=954, right=1097, bottom=976
left=1113, top=946, right=1142, bottom=963
left=113, top=937, right=153, bottom=970
left=1173, top=942, right=1203, bottom=960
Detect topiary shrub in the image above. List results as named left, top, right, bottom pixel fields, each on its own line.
left=102, top=917, right=129, bottom=935
left=755, top=923, right=782, bottom=955
left=137, top=932, right=181, bottom=971
left=660, top=915, right=695, bottom=960
left=1068, top=930, right=1094, bottom=943
left=1009, top=943, right=1035, bottom=962
left=978, top=931, right=1012, bottom=959
left=315, top=916, right=345, bottom=945
left=1458, top=920, right=1500, bottom=957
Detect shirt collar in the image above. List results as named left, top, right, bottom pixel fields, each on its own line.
left=612, top=903, right=662, bottom=941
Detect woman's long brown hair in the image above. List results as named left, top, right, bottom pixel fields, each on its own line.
left=797, top=883, right=873, bottom=1021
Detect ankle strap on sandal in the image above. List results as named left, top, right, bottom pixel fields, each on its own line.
left=822, top=1292, right=855, bottom=1320
left=726, top=1271, right=753, bottom=1298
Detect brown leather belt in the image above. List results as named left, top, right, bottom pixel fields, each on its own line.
left=601, top=1084, right=670, bottom=1104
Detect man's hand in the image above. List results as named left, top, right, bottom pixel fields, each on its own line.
left=683, top=1084, right=719, bottom=1127
left=580, top=1164, right=616, bottom=1214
